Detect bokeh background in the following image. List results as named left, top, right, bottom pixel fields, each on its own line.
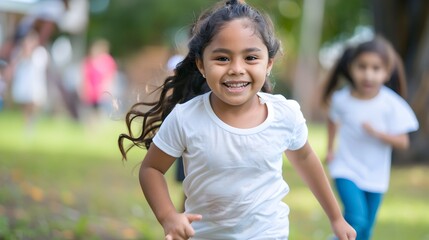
left=0, top=0, right=428, bottom=239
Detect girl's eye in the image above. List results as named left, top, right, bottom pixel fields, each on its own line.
left=246, top=56, right=258, bottom=61
left=372, top=65, right=381, bottom=71
left=216, top=57, right=229, bottom=62
left=357, top=63, right=366, bottom=70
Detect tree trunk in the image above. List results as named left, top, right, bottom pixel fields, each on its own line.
left=371, top=0, right=429, bottom=164
left=293, top=0, right=325, bottom=119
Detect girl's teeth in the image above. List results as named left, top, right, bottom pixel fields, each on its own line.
left=225, top=83, right=247, bottom=88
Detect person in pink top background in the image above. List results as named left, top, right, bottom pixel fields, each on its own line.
left=82, top=38, right=117, bottom=122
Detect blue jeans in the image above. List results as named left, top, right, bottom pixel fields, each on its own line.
left=334, top=178, right=383, bottom=240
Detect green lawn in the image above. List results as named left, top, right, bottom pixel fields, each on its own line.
left=0, top=110, right=428, bottom=240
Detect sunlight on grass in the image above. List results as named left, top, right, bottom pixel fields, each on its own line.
left=0, top=110, right=164, bottom=239
left=379, top=198, right=429, bottom=225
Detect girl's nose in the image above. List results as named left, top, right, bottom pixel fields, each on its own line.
left=228, top=59, right=245, bottom=75
left=363, top=69, right=374, bottom=81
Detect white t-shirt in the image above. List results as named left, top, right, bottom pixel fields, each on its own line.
left=329, top=86, right=419, bottom=193
left=153, top=91, right=308, bottom=239
left=12, top=46, right=48, bottom=106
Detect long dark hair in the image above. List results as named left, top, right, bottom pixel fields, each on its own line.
left=322, top=35, right=407, bottom=105
left=118, top=0, right=281, bottom=160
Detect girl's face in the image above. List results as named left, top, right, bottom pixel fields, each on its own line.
left=196, top=18, right=273, bottom=109
left=349, top=52, right=389, bottom=99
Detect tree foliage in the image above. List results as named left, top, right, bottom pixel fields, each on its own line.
left=321, top=0, right=371, bottom=43
left=88, top=0, right=213, bottom=58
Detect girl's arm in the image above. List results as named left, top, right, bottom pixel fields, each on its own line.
left=362, top=123, right=410, bottom=150
left=285, top=142, right=356, bottom=240
left=140, top=144, right=202, bottom=239
left=326, top=118, right=337, bottom=163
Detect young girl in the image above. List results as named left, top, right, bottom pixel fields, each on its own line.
left=322, top=36, right=419, bottom=240
left=119, top=1, right=356, bottom=239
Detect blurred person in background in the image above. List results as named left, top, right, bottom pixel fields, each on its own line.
left=322, top=36, right=419, bottom=240
left=81, top=38, right=117, bottom=125
left=0, top=0, right=69, bottom=117
left=10, top=29, right=49, bottom=131
left=0, top=0, right=88, bottom=120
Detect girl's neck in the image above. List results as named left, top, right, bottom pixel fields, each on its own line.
left=350, top=87, right=381, bottom=100
left=209, top=93, right=267, bottom=129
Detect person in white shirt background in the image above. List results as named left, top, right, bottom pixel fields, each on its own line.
left=10, top=30, right=48, bottom=131
left=119, top=0, right=356, bottom=239
left=322, top=36, right=419, bottom=240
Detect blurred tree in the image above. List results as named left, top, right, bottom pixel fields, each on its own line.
left=321, top=0, right=372, bottom=42
left=87, top=0, right=214, bottom=58
left=290, top=0, right=371, bottom=117
left=371, top=0, right=429, bottom=163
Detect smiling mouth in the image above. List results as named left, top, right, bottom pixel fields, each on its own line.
left=223, top=82, right=250, bottom=88
left=362, top=84, right=374, bottom=89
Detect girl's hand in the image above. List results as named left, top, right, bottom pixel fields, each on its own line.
left=331, top=217, right=356, bottom=240
left=362, top=122, right=378, bottom=137
left=363, top=122, right=410, bottom=149
left=162, top=212, right=202, bottom=240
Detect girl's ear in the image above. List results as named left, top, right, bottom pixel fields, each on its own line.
left=267, top=58, right=274, bottom=74
left=196, top=58, right=205, bottom=77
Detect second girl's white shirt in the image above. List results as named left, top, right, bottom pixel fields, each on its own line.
left=329, top=86, right=419, bottom=193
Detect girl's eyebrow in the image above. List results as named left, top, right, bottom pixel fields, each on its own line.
left=211, top=47, right=262, bottom=54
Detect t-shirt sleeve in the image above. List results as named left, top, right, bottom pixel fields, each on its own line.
left=387, top=96, right=419, bottom=135
left=152, top=106, right=185, bottom=158
left=287, top=100, right=308, bottom=151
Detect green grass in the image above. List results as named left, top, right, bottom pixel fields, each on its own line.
left=1, top=110, right=428, bottom=240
